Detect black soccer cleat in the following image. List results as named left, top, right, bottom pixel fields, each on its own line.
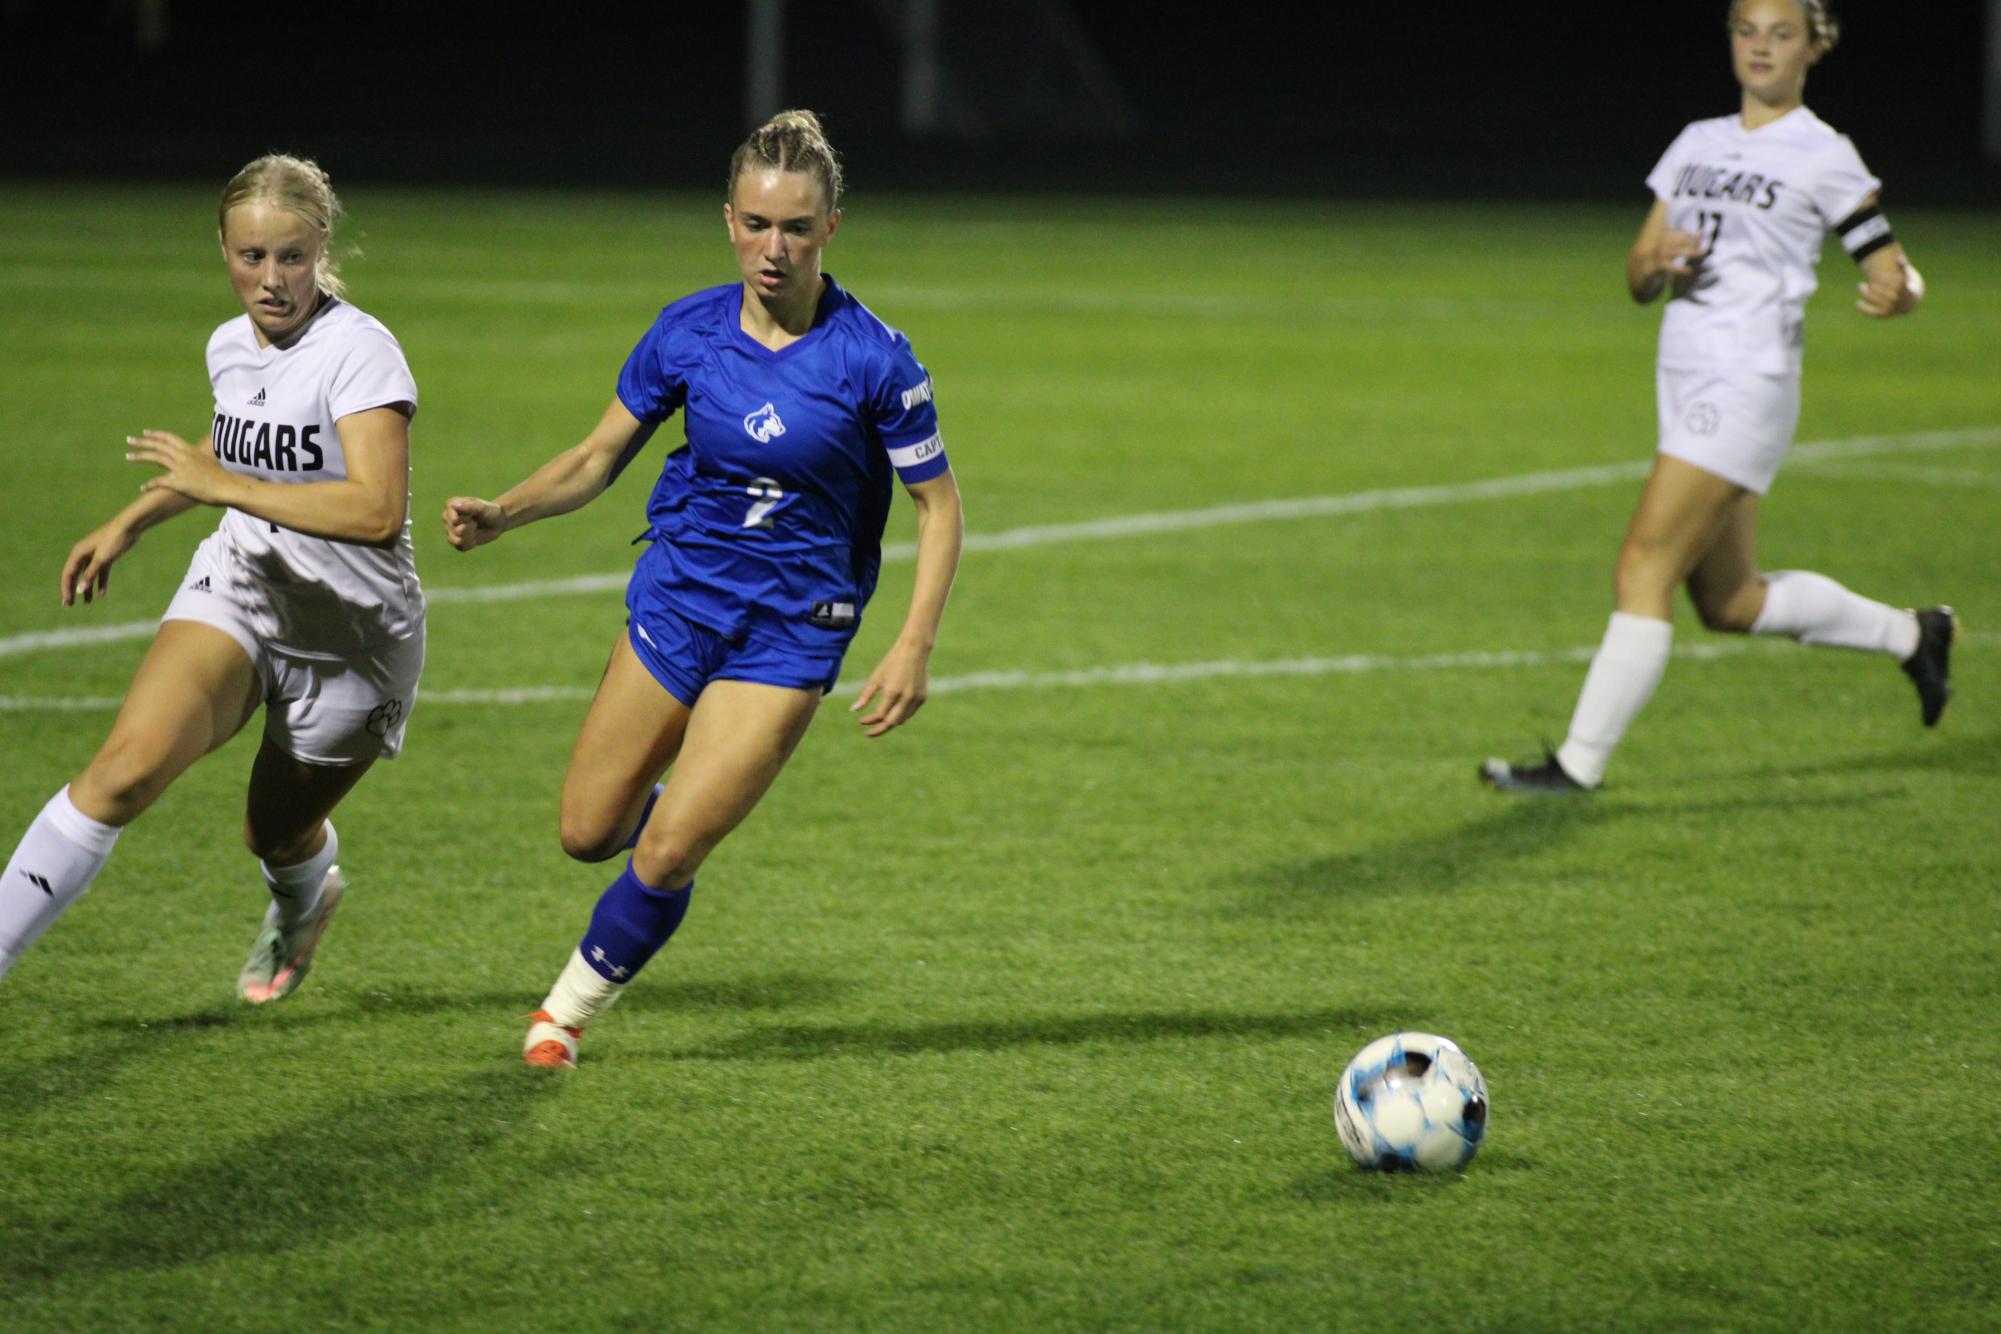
left=1478, top=749, right=1590, bottom=795
left=1900, top=605, right=1957, bottom=727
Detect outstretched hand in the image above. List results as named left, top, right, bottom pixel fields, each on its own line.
left=849, top=641, right=930, bottom=738
left=60, top=519, right=137, bottom=607
left=126, top=429, right=235, bottom=506
left=442, top=496, right=507, bottom=551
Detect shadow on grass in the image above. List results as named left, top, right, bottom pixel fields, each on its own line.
left=338, top=970, right=855, bottom=1018
left=1731, top=727, right=2001, bottom=782
left=1245, top=801, right=1609, bottom=907
left=0, top=1069, right=559, bottom=1283
left=1244, top=786, right=1900, bottom=909
left=0, top=972, right=852, bottom=1120
left=89, top=1003, right=240, bottom=1034
left=673, top=1005, right=1392, bottom=1063
left=1286, top=1148, right=1531, bottom=1202
left=0, top=971, right=853, bottom=1116
left=0, top=1003, right=255, bottom=1119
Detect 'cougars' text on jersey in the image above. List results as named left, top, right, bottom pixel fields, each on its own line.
left=1664, top=163, right=1783, bottom=211
left=1645, top=107, right=1880, bottom=375
left=210, top=414, right=325, bottom=472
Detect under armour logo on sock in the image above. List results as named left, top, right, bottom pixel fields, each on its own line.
left=20, top=870, right=52, bottom=896
left=589, top=945, right=631, bottom=980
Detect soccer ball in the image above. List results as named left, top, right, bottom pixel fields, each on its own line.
left=1333, top=1031, right=1488, bottom=1172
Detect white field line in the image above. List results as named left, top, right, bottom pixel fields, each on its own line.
left=422, top=423, right=2001, bottom=574
left=427, top=572, right=630, bottom=605
left=0, top=621, right=179, bottom=659
left=2, top=634, right=1993, bottom=714
left=3, top=425, right=1996, bottom=662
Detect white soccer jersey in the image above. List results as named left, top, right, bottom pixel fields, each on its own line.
left=202, top=298, right=423, bottom=659
left=1646, top=107, right=1881, bottom=376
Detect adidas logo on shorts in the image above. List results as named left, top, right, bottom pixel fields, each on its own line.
left=188, top=575, right=211, bottom=593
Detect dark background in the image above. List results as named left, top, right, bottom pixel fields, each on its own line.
left=1, top=2, right=1992, bottom=202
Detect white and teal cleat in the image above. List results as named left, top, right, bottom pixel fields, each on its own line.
left=237, top=866, right=345, bottom=1004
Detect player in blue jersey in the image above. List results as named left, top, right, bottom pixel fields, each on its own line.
left=442, top=110, right=964, bottom=1068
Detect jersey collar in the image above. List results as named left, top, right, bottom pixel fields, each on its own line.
left=732, top=275, right=843, bottom=362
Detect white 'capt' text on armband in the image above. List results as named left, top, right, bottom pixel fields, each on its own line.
left=888, top=433, right=944, bottom=470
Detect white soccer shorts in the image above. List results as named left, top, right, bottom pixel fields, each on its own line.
left=1655, top=366, right=1802, bottom=495
left=160, top=542, right=424, bottom=765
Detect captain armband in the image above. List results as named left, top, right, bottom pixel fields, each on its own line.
left=1834, top=204, right=1895, bottom=263
left=886, top=431, right=947, bottom=476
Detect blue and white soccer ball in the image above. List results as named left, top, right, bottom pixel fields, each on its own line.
left=1333, top=1031, right=1488, bottom=1172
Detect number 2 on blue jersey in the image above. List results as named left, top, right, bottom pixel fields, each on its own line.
left=743, top=478, right=783, bottom=529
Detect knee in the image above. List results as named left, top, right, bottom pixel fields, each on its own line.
left=74, top=739, right=172, bottom=825
left=631, top=827, right=703, bottom=888
left=1695, top=588, right=1762, bottom=634
left=558, top=810, right=625, bottom=864
left=1689, top=572, right=1766, bottom=634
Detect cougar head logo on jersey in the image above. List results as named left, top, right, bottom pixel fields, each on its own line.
left=743, top=402, right=786, bottom=444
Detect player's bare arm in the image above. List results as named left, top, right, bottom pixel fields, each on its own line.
left=851, top=468, right=963, bottom=738
left=126, top=403, right=414, bottom=546
left=1627, top=199, right=1706, bottom=305
left=60, top=449, right=208, bottom=607
left=443, top=398, right=657, bottom=551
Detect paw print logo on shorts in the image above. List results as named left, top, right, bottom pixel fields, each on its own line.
left=367, top=698, right=404, bottom=738
left=1684, top=401, right=1722, bottom=436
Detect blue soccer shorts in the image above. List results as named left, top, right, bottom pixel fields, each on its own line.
left=625, top=605, right=844, bottom=707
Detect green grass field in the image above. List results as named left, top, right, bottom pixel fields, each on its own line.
left=2, top=183, right=1997, bottom=1330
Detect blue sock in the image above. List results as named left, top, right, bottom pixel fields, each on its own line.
left=577, top=860, right=692, bottom=983
left=622, top=783, right=665, bottom=852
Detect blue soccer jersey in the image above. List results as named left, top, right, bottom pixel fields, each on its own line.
left=616, top=276, right=948, bottom=653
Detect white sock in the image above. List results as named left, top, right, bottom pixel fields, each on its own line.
left=1752, top=570, right=1919, bottom=659
left=261, top=822, right=337, bottom=928
left=1556, top=613, right=1675, bottom=788
left=0, top=786, right=123, bottom=981
left=541, top=947, right=627, bottom=1030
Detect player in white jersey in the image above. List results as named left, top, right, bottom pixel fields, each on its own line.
left=1481, top=0, right=1954, bottom=794
left=0, top=155, right=424, bottom=998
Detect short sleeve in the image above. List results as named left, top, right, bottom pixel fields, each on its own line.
left=1645, top=126, right=1693, bottom=201
left=328, top=325, right=418, bottom=423
left=616, top=313, right=690, bottom=424
left=205, top=322, right=231, bottom=396
left=1806, top=134, right=1882, bottom=228
left=870, top=336, right=949, bottom=484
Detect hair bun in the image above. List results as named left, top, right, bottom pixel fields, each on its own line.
left=729, top=108, right=844, bottom=211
